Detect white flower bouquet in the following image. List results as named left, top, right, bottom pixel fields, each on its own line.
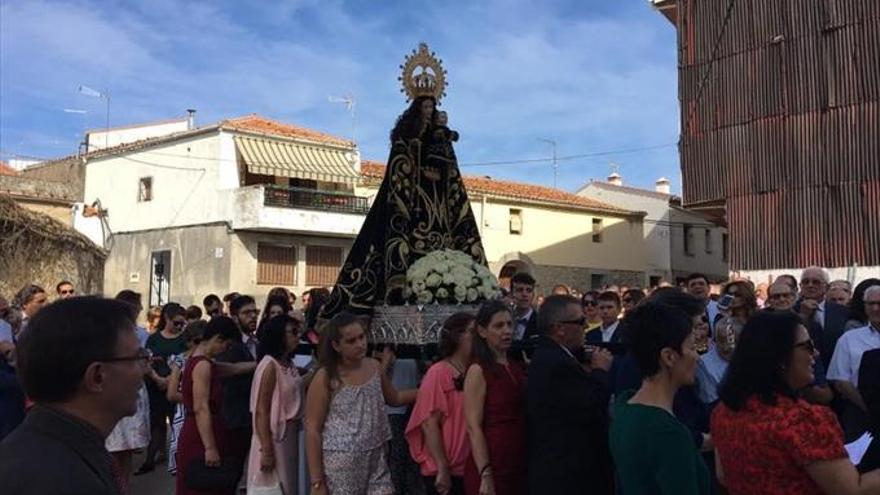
left=404, top=249, right=502, bottom=305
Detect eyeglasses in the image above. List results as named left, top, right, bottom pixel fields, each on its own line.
left=558, top=316, right=587, bottom=327
left=622, top=298, right=633, bottom=304
left=59, top=289, right=75, bottom=295
left=801, top=278, right=824, bottom=285
left=794, top=339, right=816, bottom=354
left=582, top=300, right=597, bottom=307
left=102, top=349, right=151, bottom=366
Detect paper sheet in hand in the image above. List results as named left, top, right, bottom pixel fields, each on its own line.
left=845, top=432, right=874, bottom=465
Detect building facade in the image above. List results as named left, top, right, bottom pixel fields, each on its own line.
left=654, top=0, right=880, bottom=282
left=26, top=114, right=367, bottom=308
left=578, top=174, right=728, bottom=285
left=361, top=162, right=648, bottom=293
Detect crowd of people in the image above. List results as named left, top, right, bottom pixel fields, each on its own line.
left=0, top=267, right=879, bottom=495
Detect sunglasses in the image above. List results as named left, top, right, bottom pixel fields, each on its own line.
left=794, top=339, right=816, bottom=354
left=582, top=300, right=597, bottom=307
left=622, top=298, right=633, bottom=304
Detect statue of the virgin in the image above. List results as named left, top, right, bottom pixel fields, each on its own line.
left=322, top=43, right=487, bottom=317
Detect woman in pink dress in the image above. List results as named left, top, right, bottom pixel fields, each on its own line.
left=406, top=312, right=474, bottom=495
left=247, top=315, right=305, bottom=494
left=463, top=300, right=526, bottom=495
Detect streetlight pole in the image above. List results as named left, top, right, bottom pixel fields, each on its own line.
left=539, top=138, right=558, bottom=188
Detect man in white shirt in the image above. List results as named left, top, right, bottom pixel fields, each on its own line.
left=828, top=285, right=880, bottom=440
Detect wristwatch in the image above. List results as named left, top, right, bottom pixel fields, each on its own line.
left=311, top=477, right=325, bottom=489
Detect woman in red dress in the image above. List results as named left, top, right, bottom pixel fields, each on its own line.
left=175, top=317, right=241, bottom=495
left=463, top=300, right=526, bottom=495
left=711, top=311, right=880, bottom=495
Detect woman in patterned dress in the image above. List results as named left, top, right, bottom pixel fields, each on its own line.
left=304, top=313, right=417, bottom=494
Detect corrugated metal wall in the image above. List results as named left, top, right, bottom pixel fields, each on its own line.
left=678, top=0, right=880, bottom=270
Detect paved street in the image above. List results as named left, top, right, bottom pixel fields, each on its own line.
left=130, top=452, right=174, bottom=495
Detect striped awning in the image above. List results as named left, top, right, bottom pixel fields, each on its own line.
left=234, top=136, right=359, bottom=185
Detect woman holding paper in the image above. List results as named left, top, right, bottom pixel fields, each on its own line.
left=710, top=311, right=880, bottom=494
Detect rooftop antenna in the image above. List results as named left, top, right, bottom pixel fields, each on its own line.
left=78, top=85, right=110, bottom=149
left=328, top=94, right=356, bottom=145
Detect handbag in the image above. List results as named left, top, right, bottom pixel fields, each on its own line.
left=247, top=482, right=284, bottom=495
left=184, top=457, right=241, bottom=491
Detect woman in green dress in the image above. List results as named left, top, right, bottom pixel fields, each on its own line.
left=609, top=302, right=710, bottom=495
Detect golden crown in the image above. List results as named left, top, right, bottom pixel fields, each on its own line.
left=399, top=43, right=448, bottom=103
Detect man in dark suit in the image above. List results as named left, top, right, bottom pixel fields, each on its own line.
left=527, top=294, right=615, bottom=494
left=511, top=272, right=539, bottom=340
left=795, top=266, right=849, bottom=368
left=215, top=295, right=258, bottom=470
left=0, top=297, right=147, bottom=494
left=586, top=291, right=624, bottom=345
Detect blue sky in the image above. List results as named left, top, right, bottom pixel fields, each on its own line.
left=0, top=0, right=680, bottom=192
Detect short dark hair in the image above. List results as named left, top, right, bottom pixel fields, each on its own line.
left=624, top=302, right=693, bottom=378
left=230, top=295, right=256, bottom=316
left=223, top=292, right=241, bottom=303
left=622, top=289, right=645, bottom=305
left=510, top=272, right=536, bottom=287
left=438, top=312, right=475, bottom=359
left=183, top=320, right=207, bottom=345
left=685, top=273, right=709, bottom=285
left=203, top=316, right=242, bottom=342
left=538, top=294, right=579, bottom=335
left=718, top=310, right=802, bottom=411
left=597, top=291, right=621, bottom=307
left=56, top=281, right=74, bottom=293
left=257, top=315, right=299, bottom=361
left=114, top=290, right=142, bottom=319
left=203, top=294, right=222, bottom=308
left=158, top=302, right=185, bottom=330
left=17, top=297, right=134, bottom=402
left=267, top=287, right=290, bottom=301
left=647, top=289, right=704, bottom=318
left=185, top=305, right=203, bottom=321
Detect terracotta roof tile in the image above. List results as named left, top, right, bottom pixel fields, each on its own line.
left=221, top=115, right=352, bottom=147
left=0, top=160, right=18, bottom=176
left=360, top=160, right=637, bottom=216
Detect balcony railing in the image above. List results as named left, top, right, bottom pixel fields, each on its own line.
left=263, top=185, right=370, bottom=215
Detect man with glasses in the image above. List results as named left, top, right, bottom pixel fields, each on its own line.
left=216, top=295, right=259, bottom=484
left=0, top=297, right=146, bottom=494
left=55, top=281, right=75, bottom=300
left=686, top=273, right=720, bottom=336
left=828, top=285, right=880, bottom=441
left=795, top=266, right=849, bottom=369
left=527, top=294, right=615, bottom=494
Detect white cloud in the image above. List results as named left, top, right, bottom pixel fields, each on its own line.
left=1, top=0, right=681, bottom=190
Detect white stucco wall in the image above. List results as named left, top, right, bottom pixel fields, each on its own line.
left=83, top=131, right=235, bottom=233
